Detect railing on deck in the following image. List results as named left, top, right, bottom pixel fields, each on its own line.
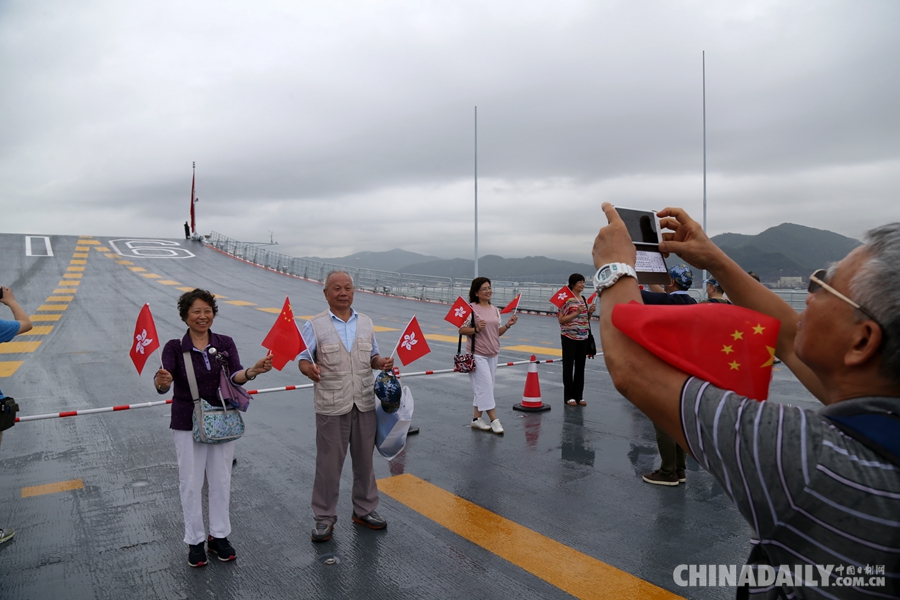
left=207, top=232, right=809, bottom=313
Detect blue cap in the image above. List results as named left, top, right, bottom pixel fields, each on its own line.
left=669, top=264, right=693, bottom=289
left=704, top=277, right=719, bottom=288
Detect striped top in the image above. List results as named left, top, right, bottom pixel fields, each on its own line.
left=559, top=296, right=590, bottom=340
left=680, top=377, right=900, bottom=599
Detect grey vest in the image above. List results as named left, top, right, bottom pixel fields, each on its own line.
left=310, top=311, right=376, bottom=416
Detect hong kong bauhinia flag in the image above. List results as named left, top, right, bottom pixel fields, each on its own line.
left=444, top=296, right=473, bottom=328
left=612, top=302, right=780, bottom=400
left=130, top=304, right=160, bottom=375
left=549, top=285, right=575, bottom=309
left=261, top=297, right=307, bottom=370
left=395, top=315, right=431, bottom=366
left=500, top=294, right=521, bottom=314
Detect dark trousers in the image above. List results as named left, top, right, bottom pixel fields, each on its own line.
left=654, top=423, right=686, bottom=476
left=561, top=336, right=589, bottom=402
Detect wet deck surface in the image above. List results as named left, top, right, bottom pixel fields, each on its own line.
left=0, top=234, right=823, bottom=599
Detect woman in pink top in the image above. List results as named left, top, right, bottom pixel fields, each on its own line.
left=458, top=277, right=518, bottom=434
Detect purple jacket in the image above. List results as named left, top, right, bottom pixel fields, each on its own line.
left=159, top=330, right=244, bottom=431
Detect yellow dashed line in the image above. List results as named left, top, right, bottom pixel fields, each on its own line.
left=0, top=342, right=41, bottom=354
left=62, top=273, right=82, bottom=279
left=141, top=273, right=163, bottom=279
left=47, top=296, right=74, bottom=302
left=22, top=326, right=53, bottom=335
left=0, top=362, right=24, bottom=377
left=37, top=304, right=67, bottom=312
left=255, top=308, right=282, bottom=314
left=223, top=300, right=256, bottom=306
left=116, top=260, right=133, bottom=265
left=79, top=239, right=100, bottom=245
left=74, top=246, right=90, bottom=252
left=212, top=293, right=228, bottom=298
left=378, top=474, right=682, bottom=600
left=22, top=479, right=84, bottom=498
left=176, top=287, right=195, bottom=292
left=373, top=325, right=398, bottom=332
left=505, top=345, right=562, bottom=357
left=31, top=315, right=61, bottom=322
left=57, top=281, right=79, bottom=287
left=52, top=289, right=75, bottom=295
left=128, top=267, right=147, bottom=272
left=424, top=333, right=462, bottom=343
left=157, top=280, right=181, bottom=285
left=67, top=266, right=85, bottom=272
left=70, top=260, right=86, bottom=265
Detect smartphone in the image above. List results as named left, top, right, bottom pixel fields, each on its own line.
left=614, top=207, right=670, bottom=285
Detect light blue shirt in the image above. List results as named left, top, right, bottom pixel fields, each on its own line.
left=0, top=318, right=21, bottom=399
left=297, top=309, right=379, bottom=363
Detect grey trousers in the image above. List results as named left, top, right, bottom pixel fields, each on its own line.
left=654, top=423, right=686, bottom=476
left=312, top=406, right=379, bottom=525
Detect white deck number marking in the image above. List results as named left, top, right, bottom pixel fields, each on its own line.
left=109, top=240, right=196, bottom=259
left=25, top=236, right=53, bottom=257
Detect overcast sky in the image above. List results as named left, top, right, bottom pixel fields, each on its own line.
left=2, top=1, right=898, bottom=262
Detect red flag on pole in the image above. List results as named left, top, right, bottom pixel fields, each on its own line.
left=586, top=291, right=598, bottom=305
left=500, top=294, right=521, bottom=314
left=189, top=162, right=197, bottom=234
left=395, top=315, right=431, bottom=366
left=261, top=297, right=306, bottom=370
left=130, top=304, right=160, bottom=375
left=444, top=296, right=473, bottom=328
left=549, top=285, right=575, bottom=309
left=612, top=302, right=780, bottom=400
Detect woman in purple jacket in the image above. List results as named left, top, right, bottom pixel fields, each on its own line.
left=154, top=289, right=272, bottom=568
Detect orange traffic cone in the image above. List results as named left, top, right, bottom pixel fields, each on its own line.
left=513, top=355, right=551, bottom=412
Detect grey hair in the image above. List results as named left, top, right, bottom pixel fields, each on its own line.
left=324, top=270, right=353, bottom=286
left=850, top=223, right=900, bottom=384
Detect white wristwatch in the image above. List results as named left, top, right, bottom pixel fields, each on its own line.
left=593, top=263, right=638, bottom=291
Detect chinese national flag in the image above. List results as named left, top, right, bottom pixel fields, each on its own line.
left=586, top=291, right=598, bottom=305
left=444, top=296, right=473, bottom=328
left=130, top=304, right=160, bottom=375
left=261, top=297, right=306, bottom=370
left=500, top=294, right=521, bottom=314
left=395, top=315, right=431, bottom=366
left=549, top=285, right=575, bottom=309
left=612, top=302, right=780, bottom=400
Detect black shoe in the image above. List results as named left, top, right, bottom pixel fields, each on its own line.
left=188, top=543, right=207, bottom=567
left=352, top=510, right=387, bottom=530
left=311, top=522, right=334, bottom=542
left=207, top=536, right=236, bottom=562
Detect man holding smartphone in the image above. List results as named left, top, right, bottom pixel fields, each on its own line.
left=0, top=285, right=33, bottom=544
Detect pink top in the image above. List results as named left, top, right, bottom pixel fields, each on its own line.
left=467, top=303, right=501, bottom=357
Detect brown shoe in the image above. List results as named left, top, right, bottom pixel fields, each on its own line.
left=642, top=470, right=679, bottom=486
left=676, top=469, right=686, bottom=483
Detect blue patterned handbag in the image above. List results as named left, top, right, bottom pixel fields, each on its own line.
left=183, top=352, right=245, bottom=444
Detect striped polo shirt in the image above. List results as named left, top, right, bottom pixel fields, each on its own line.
left=680, top=377, right=900, bottom=599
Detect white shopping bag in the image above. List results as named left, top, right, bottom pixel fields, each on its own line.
left=374, top=385, right=414, bottom=460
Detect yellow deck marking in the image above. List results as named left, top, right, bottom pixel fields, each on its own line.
left=79, top=239, right=99, bottom=245
left=176, top=287, right=195, bottom=292
left=73, top=252, right=89, bottom=258
left=212, top=293, right=228, bottom=299
left=37, top=304, right=68, bottom=312
left=128, top=267, right=147, bottom=272
left=223, top=300, right=256, bottom=306
left=31, top=315, right=61, bottom=322
left=66, top=266, right=85, bottom=272
left=0, top=362, right=24, bottom=377
left=373, top=325, right=398, bottom=332
left=505, top=345, right=562, bottom=357
left=0, top=342, right=41, bottom=354
left=62, top=273, right=82, bottom=279
left=23, top=326, right=53, bottom=335
left=255, top=307, right=282, bottom=314
left=116, top=260, right=133, bottom=265
left=424, top=333, right=462, bottom=343
left=69, top=260, right=86, bottom=265
left=141, top=273, right=163, bottom=279
left=53, top=289, right=75, bottom=294
left=22, top=479, right=84, bottom=498
left=57, top=281, right=80, bottom=286
left=47, top=296, right=74, bottom=302
left=158, top=280, right=181, bottom=285
left=75, top=246, right=90, bottom=252
left=378, top=474, right=681, bottom=600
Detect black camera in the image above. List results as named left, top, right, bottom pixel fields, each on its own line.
left=0, top=397, right=19, bottom=432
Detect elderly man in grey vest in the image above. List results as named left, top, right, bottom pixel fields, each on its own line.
left=299, top=271, right=394, bottom=543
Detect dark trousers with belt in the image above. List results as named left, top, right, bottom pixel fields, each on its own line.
left=561, top=335, right=589, bottom=402
left=654, top=423, right=686, bottom=476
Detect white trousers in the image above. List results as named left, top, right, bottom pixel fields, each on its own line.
left=469, top=354, right=498, bottom=411
left=173, top=430, right=235, bottom=545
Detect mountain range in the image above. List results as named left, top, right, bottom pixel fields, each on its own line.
left=306, top=223, right=860, bottom=284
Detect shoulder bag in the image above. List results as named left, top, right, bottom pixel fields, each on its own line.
left=183, top=351, right=245, bottom=444
left=583, top=297, right=598, bottom=358
left=453, top=311, right=476, bottom=373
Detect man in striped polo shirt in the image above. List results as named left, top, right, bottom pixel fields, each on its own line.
left=592, top=204, right=898, bottom=598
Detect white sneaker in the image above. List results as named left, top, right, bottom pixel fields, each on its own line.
left=490, top=419, right=504, bottom=434
left=471, top=417, right=491, bottom=431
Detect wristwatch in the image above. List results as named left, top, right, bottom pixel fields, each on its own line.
left=593, top=263, right=638, bottom=291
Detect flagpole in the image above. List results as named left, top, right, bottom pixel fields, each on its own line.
left=701, top=51, right=708, bottom=300
left=390, top=314, right=416, bottom=360
left=474, top=106, right=479, bottom=279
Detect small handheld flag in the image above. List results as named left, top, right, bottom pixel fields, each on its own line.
left=444, top=296, right=473, bottom=328
left=549, top=285, right=575, bottom=309
left=261, top=297, right=306, bottom=370
left=130, top=304, right=160, bottom=375
left=393, top=315, right=431, bottom=366
left=500, top=294, right=521, bottom=314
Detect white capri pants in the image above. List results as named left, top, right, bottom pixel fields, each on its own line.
left=173, top=430, right=236, bottom=545
left=469, top=354, right=498, bottom=411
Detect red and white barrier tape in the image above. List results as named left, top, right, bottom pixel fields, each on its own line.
left=15, top=356, right=571, bottom=422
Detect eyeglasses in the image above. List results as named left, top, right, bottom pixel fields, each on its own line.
left=808, top=269, right=881, bottom=326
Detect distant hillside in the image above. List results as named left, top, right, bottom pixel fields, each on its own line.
left=711, top=223, right=860, bottom=281
left=307, top=248, right=442, bottom=272
left=400, top=254, right=595, bottom=283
